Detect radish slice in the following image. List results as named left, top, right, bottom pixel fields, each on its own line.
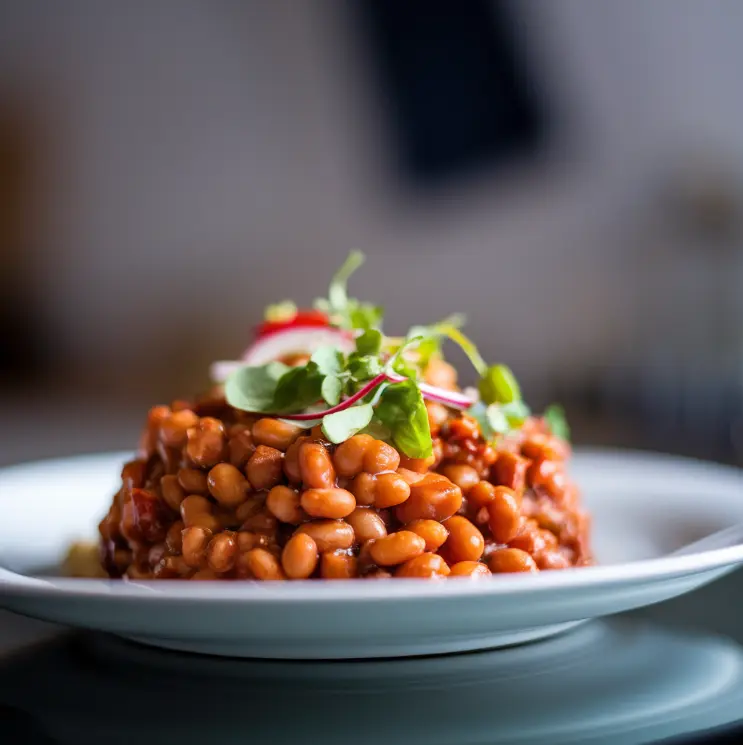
left=386, top=372, right=474, bottom=409
left=241, top=326, right=354, bottom=366
left=210, top=360, right=243, bottom=383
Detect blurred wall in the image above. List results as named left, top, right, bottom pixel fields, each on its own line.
left=1, top=0, right=743, bottom=399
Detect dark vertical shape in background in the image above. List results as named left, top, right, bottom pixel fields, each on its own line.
left=352, top=0, right=546, bottom=188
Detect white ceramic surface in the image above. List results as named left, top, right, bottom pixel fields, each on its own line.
left=1, top=449, right=743, bottom=659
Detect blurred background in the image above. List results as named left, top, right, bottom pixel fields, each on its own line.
left=2, top=0, right=743, bottom=466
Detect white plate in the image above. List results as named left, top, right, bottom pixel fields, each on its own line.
left=1, top=449, right=743, bottom=659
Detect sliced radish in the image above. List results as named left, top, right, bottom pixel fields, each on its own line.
left=241, top=326, right=354, bottom=366
left=209, top=360, right=243, bottom=383
left=256, top=309, right=330, bottom=338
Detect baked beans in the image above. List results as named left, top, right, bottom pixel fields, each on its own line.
left=281, top=533, right=319, bottom=579
left=246, top=445, right=284, bottom=491
left=99, top=400, right=591, bottom=581
left=266, top=485, right=306, bottom=524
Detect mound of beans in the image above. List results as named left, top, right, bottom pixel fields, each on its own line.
left=98, top=392, right=591, bottom=581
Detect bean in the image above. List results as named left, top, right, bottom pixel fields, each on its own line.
left=160, top=409, right=199, bottom=447
left=321, top=551, right=359, bottom=579
left=396, top=473, right=462, bottom=523
left=266, top=485, right=306, bottom=524
left=282, top=534, right=319, bottom=579
left=395, top=553, right=450, bottom=578
left=350, top=472, right=377, bottom=505
left=229, top=429, right=256, bottom=468
left=186, top=417, right=226, bottom=467
left=240, top=510, right=278, bottom=535
left=448, top=415, right=480, bottom=440
left=333, top=434, right=374, bottom=478
left=235, top=496, right=263, bottom=523
left=527, top=457, right=568, bottom=501
left=468, top=480, right=497, bottom=510
left=369, top=531, right=426, bottom=566
left=493, top=452, right=529, bottom=492
left=440, top=464, right=480, bottom=494
left=363, top=440, right=400, bottom=474
left=243, top=548, right=286, bottom=580
left=160, top=474, right=186, bottom=512
left=252, top=418, right=302, bottom=451
left=165, top=520, right=185, bottom=553
left=283, top=436, right=310, bottom=483
left=522, top=434, right=566, bottom=462
left=180, top=494, right=211, bottom=525
left=407, top=519, right=449, bottom=552
left=398, top=454, right=436, bottom=474
left=299, top=442, right=336, bottom=488
left=488, top=488, right=522, bottom=544
left=237, top=531, right=274, bottom=552
left=374, top=472, right=411, bottom=508
left=487, top=548, right=538, bottom=573
left=396, top=468, right=426, bottom=485
left=346, top=507, right=387, bottom=542
left=121, top=460, right=146, bottom=490
left=301, top=488, right=356, bottom=519
left=295, top=520, right=355, bottom=552
left=246, top=445, right=284, bottom=490
left=207, top=463, right=249, bottom=507
left=182, top=526, right=211, bottom=568
left=442, top=516, right=484, bottom=563
left=205, top=532, right=237, bottom=573
left=449, top=561, right=492, bottom=577
left=139, top=405, right=170, bottom=457
left=509, top=522, right=558, bottom=555
left=537, top=551, right=571, bottom=570
left=177, top=468, right=209, bottom=496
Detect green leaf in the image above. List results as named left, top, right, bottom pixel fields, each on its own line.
left=225, top=362, right=289, bottom=412
left=321, top=403, right=374, bottom=443
left=349, top=303, right=383, bottom=331
left=468, top=399, right=531, bottom=440
left=468, top=401, right=492, bottom=438
left=272, top=366, right=323, bottom=412
left=313, top=251, right=384, bottom=331
left=328, top=250, right=365, bottom=312
left=321, top=375, right=343, bottom=406
left=478, top=364, right=522, bottom=405
left=487, top=401, right=531, bottom=435
left=544, top=403, right=570, bottom=441
left=310, top=345, right=344, bottom=377
left=375, top=380, right=432, bottom=458
left=355, top=328, right=383, bottom=356
left=433, top=321, right=487, bottom=376
left=348, top=354, right=382, bottom=382
left=486, top=405, right=510, bottom=434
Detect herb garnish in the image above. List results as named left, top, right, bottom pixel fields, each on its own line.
left=223, top=251, right=571, bottom=456
left=544, top=403, right=571, bottom=441
left=313, top=250, right=384, bottom=332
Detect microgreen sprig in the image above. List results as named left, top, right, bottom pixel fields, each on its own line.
left=313, top=250, right=384, bottom=332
